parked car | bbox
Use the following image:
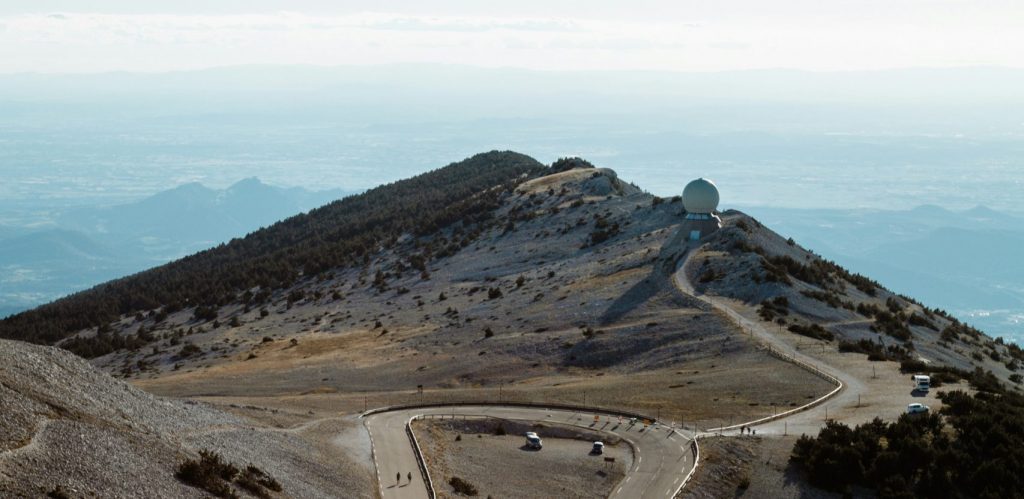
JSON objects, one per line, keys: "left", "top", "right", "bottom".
{"left": 591, "top": 441, "right": 605, "bottom": 455}
{"left": 525, "top": 432, "right": 543, "bottom": 450}
{"left": 907, "top": 403, "right": 930, "bottom": 414}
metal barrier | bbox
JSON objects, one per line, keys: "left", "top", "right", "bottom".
{"left": 405, "top": 416, "right": 435, "bottom": 499}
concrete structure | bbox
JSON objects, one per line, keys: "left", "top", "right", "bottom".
{"left": 680, "top": 178, "right": 722, "bottom": 240}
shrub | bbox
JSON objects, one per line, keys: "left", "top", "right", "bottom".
{"left": 176, "top": 452, "right": 281, "bottom": 499}
{"left": 235, "top": 465, "right": 282, "bottom": 499}
{"left": 175, "top": 450, "right": 239, "bottom": 498}
{"left": 792, "top": 383, "right": 1024, "bottom": 498}
{"left": 449, "top": 476, "right": 479, "bottom": 496}
{"left": 178, "top": 343, "right": 202, "bottom": 358}
{"left": 788, "top": 323, "right": 834, "bottom": 341}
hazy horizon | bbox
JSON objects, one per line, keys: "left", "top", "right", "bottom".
{"left": 2, "top": 3, "right": 1023, "bottom": 341}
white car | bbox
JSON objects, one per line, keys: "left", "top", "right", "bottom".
{"left": 907, "top": 403, "right": 930, "bottom": 414}
{"left": 525, "top": 432, "right": 542, "bottom": 449}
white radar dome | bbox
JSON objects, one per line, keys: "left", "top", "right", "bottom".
{"left": 682, "top": 178, "right": 720, "bottom": 214}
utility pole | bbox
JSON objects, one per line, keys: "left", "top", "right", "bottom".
{"left": 363, "top": 395, "right": 367, "bottom": 412}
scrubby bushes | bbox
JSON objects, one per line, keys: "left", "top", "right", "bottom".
{"left": 791, "top": 384, "right": 1024, "bottom": 498}
{"left": 788, "top": 323, "right": 834, "bottom": 341}
{"left": 758, "top": 296, "right": 789, "bottom": 321}
{"left": 800, "top": 290, "right": 853, "bottom": 310}
{"left": 871, "top": 311, "right": 913, "bottom": 341}
{"left": 449, "top": 476, "right": 479, "bottom": 496}
{"left": 176, "top": 450, "right": 281, "bottom": 499}
{"left": 838, "top": 339, "right": 908, "bottom": 362}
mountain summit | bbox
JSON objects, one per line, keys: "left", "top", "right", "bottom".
{"left": 2, "top": 151, "right": 1020, "bottom": 498}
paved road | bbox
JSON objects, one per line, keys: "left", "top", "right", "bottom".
{"left": 364, "top": 405, "right": 695, "bottom": 499}
{"left": 363, "top": 238, "right": 867, "bottom": 499}
{"left": 673, "top": 243, "right": 865, "bottom": 437}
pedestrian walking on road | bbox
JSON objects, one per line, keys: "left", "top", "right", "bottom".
{"left": 408, "top": 472, "right": 413, "bottom": 483}
{"left": 396, "top": 472, "right": 401, "bottom": 484}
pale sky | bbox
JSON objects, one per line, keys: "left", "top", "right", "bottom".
{"left": 0, "top": 0, "right": 1021, "bottom": 73}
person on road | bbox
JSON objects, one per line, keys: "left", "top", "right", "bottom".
{"left": 396, "top": 472, "right": 401, "bottom": 484}
{"left": 408, "top": 472, "right": 413, "bottom": 483}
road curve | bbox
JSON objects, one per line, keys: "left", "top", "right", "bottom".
{"left": 673, "top": 243, "right": 865, "bottom": 437}
{"left": 364, "top": 405, "right": 696, "bottom": 499}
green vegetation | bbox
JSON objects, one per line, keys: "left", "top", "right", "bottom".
{"left": 838, "top": 339, "right": 909, "bottom": 362}
{"left": 0, "top": 152, "right": 545, "bottom": 357}
{"left": 799, "top": 289, "right": 853, "bottom": 310}
{"left": 791, "top": 376, "right": 1024, "bottom": 499}
{"left": 757, "top": 296, "right": 789, "bottom": 321}
{"left": 787, "top": 323, "right": 834, "bottom": 341}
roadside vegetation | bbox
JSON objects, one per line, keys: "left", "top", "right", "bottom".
{"left": 791, "top": 374, "right": 1024, "bottom": 498}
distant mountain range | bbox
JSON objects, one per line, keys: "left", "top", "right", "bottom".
{"left": 743, "top": 204, "right": 1024, "bottom": 338}
{"left": 0, "top": 178, "right": 352, "bottom": 317}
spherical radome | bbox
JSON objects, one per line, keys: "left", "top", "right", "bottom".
{"left": 682, "top": 178, "right": 720, "bottom": 213}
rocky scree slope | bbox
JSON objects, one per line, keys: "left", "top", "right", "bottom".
{"left": 0, "top": 339, "right": 372, "bottom": 498}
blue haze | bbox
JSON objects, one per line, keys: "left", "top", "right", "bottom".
{"left": 1, "top": 65, "right": 1022, "bottom": 340}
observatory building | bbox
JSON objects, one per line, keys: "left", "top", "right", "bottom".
{"left": 681, "top": 178, "right": 722, "bottom": 241}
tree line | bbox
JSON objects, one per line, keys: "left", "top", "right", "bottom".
{"left": 0, "top": 151, "right": 547, "bottom": 350}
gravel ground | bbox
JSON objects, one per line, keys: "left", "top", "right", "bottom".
{"left": 0, "top": 339, "right": 372, "bottom": 498}
{"left": 678, "top": 436, "right": 757, "bottom": 499}
{"left": 415, "top": 418, "right": 630, "bottom": 498}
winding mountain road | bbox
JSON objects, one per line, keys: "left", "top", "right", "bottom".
{"left": 673, "top": 244, "right": 862, "bottom": 437}
{"left": 362, "top": 239, "right": 869, "bottom": 498}
{"left": 364, "top": 405, "right": 695, "bottom": 499}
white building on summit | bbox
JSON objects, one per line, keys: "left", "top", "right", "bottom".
{"left": 681, "top": 178, "right": 722, "bottom": 241}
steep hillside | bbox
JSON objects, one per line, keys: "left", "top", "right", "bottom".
{"left": 0, "top": 339, "right": 373, "bottom": 498}
{"left": 684, "top": 211, "right": 1021, "bottom": 387}
{"left": 10, "top": 152, "right": 1011, "bottom": 417}
{"left": 5, "top": 152, "right": 1018, "bottom": 497}
{"left": 31, "top": 160, "right": 832, "bottom": 426}
{"left": 0, "top": 151, "right": 546, "bottom": 348}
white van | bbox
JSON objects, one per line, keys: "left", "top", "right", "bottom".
{"left": 912, "top": 375, "right": 930, "bottom": 393}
